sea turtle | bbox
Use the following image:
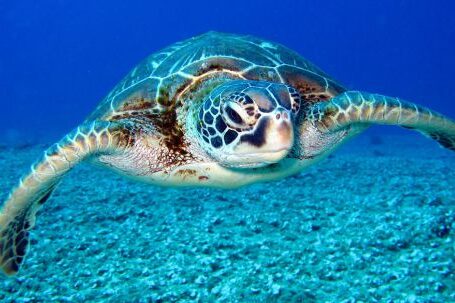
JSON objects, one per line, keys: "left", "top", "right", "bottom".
{"left": 1, "top": 32, "right": 454, "bottom": 275}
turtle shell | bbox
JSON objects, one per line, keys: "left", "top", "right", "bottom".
{"left": 87, "top": 31, "right": 345, "bottom": 122}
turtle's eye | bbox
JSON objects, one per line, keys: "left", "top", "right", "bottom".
{"left": 222, "top": 93, "right": 258, "bottom": 129}
{"left": 225, "top": 105, "right": 243, "bottom": 125}
{"left": 222, "top": 102, "right": 249, "bottom": 129}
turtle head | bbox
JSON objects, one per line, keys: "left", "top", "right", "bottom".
{"left": 193, "top": 80, "right": 301, "bottom": 168}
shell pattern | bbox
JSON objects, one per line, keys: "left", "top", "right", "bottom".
{"left": 88, "top": 32, "right": 345, "bottom": 123}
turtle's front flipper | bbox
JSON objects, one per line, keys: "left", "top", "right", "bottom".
{"left": 0, "top": 121, "right": 132, "bottom": 275}
{"left": 307, "top": 91, "right": 455, "bottom": 151}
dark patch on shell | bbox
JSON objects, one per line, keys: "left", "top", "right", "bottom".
{"left": 119, "top": 96, "right": 153, "bottom": 111}
{"left": 198, "top": 63, "right": 224, "bottom": 76}
{"left": 157, "top": 88, "right": 172, "bottom": 107}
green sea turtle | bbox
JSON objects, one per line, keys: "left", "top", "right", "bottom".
{"left": 1, "top": 32, "right": 454, "bottom": 275}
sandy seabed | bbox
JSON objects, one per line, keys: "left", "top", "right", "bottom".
{"left": 0, "top": 132, "right": 454, "bottom": 303}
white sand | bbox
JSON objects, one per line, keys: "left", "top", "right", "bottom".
{"left": 0, "top": 132, "right": 454, "bottom": 302}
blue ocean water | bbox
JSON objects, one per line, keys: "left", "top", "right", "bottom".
{"left": 1, "top": 0, "right": 455, "bottom": 140}
{"left": 1, "top": 1, "right": 455, "bottom": 302}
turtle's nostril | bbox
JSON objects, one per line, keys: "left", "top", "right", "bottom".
{"left": 275, "top": 111, "right": 289, "bottom": 120}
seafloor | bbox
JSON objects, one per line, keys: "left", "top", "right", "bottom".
{"left": 0, "top": 131, "right": 454, "bottom": 303}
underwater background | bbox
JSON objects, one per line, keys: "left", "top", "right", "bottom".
{"left": 1, "top": 0, "right": 454, "bottom": 302}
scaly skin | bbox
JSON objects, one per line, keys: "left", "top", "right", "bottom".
{"left": 307, "top": 91, "right": 455, "bottom": 150}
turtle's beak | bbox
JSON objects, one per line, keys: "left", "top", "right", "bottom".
{"left": 259, "top": 113, "right": 294, "bottom": 153}
{"left": 231, "top": 112, "right": 294, "bottom": 166}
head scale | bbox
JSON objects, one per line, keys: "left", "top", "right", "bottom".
{"left": 194, "top": 80, "right": 302, "bottom": 168}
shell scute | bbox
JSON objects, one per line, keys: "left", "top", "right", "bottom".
{"left": 242, "top": 66, "right": 282, "bottom": 83}
{"left": 277, "top": 65, "right": 344, "bottom": 103}
{"left": 181, "top": 56, "right": 250, "bottom": 77}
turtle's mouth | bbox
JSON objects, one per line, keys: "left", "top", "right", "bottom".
{"left": 227, "top": 147, "right": 290, "bottom": 158}
{"left": 222, "top": 147, "right": 291, "bottom": 168}
{"left": 231, "top": 147, "right": 289, "bottom": 156}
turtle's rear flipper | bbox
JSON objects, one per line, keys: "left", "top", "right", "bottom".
{"left": 0, "top": 121, "right": 131, "bottom": 275}
{"left": 307, "top": 91, "right": 455, "bottom": 151}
